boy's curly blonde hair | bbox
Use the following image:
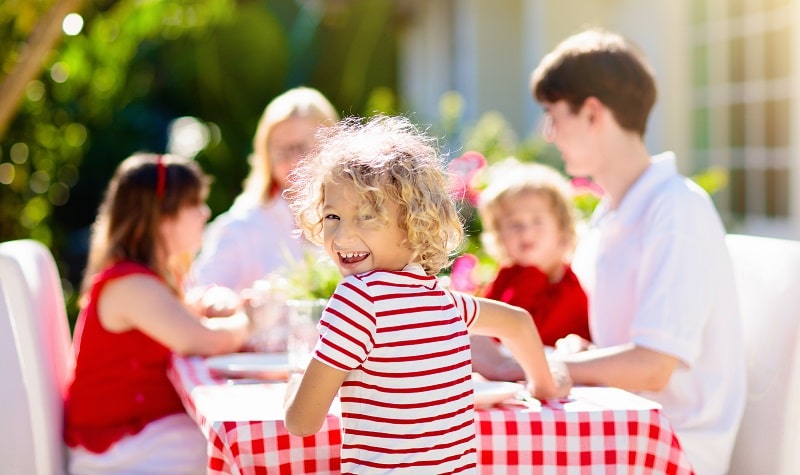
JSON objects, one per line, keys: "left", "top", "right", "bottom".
{"left": 286, "top": 115, "right": 463, "bottom": 276}
{"left": 478, "top": 159, "right": 577, "bottom": 264}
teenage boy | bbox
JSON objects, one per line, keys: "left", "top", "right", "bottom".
{"left": 530, "top": 28, "right": 746, "bottom": 475}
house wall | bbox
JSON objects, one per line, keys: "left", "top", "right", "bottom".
{"left": 790, "top": 1, "right": 800, "bottom": 238}
{"left": 397, "top": 0, "right": 453, "bottom": 125}
{"left": 396, "top": 0, "right": 800, "bottom": 239}
{"left": 398, "top": 0, "right": 687, "bottom": 162}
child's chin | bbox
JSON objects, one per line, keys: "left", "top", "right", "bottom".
{"left": 338, "top": 266, "right": 357, "bottom": 277}
{"left": 340, "top": 264, "right": 371, "bottom": 277}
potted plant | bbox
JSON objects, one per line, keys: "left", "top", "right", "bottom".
{"left": 282, "top": 251, "right": 340, "bottom": 370}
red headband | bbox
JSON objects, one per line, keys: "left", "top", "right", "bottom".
{"left": 156, "top": 155, "right": 166, "bottom": 199}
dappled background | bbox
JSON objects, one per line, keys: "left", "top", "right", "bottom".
{"left": 1, "top": 0, "right": 406, "bottom": 316}
{"left": 0, "top": 0, "right": 733, "bottom": 324}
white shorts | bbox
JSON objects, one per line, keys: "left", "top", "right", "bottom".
{"left": 67, "top": 413, "right": 207, "bottom": 475}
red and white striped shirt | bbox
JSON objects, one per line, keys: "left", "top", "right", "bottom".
{"left": 314, "top": 264, "right": 479, "bottom": 474}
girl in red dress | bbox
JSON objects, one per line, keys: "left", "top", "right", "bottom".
{"left": 64, "top": 153, "right": 251, "bottom": 474}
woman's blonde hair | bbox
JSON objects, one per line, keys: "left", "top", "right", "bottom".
{"left": 478, "top": 159, "right": 577, "bottom": 264}
{"left": 81, "top": 153, "right": 210, "bottom": 298}
{"left": 286, "top": 115, "right": 463, "bottom": 276}
{"left": 239, "top": 87, "right": 338, "bottom": 206}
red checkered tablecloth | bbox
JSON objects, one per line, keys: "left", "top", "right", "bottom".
{"left": 475, "top": 387, "right": 695, "bottom": 474}
{"left": 168, "top": 356, "right": 342, "bottom": 474}
{"left": 169, "top": 356, "right": 694, "bottom": 475}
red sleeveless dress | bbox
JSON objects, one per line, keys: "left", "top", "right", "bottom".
{"left": 64, "top": 261, "right": 185, "bottom": 453}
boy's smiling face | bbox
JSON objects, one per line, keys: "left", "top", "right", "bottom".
{"left": 322, "top": 181, "right": 414, "bottom": 277}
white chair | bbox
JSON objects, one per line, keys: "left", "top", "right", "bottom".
{"left": 0, "top": 239, "right": 74, "bottom": 475}
{"left": 726, "top": 234, "right": 800, "bottom": 475}
{"left": 0, "top": 284, "right": 39, "bottom": 474}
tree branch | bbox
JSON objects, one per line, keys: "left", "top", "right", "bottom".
{"left": 0, "top": 0, "right": 87, "bottom": 140}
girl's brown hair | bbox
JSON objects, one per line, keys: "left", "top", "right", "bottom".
{"left": 81, "top": 153, "right": 209, "bottom": 298}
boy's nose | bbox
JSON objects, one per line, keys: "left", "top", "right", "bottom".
{"left": 542, "top": 115, "right": 556, "bottom": 142}
{"left": 333, "top": 222, "right": 356, "bottom": 244}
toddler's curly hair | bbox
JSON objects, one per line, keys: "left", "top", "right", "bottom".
{"left": 478, "top": 159, "right": 577, "bottom": 264}
{"left": 286, "top": 115, "right": 463, "bottom": 276}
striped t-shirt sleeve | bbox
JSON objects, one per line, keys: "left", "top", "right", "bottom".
{"left": 445, "top": 289, "right": 480, "bottom": 328}
{"left": 313, "top": 277, "right": 377, "bottom": 372}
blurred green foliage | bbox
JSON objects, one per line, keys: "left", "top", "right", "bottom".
{"left": 0, "top": 0, "right": 400, "bottom": 323}
{"left": 0, "top": 1, "right": 730, "bottom": 323}
{"left": 284, "top": 251, "right": 341, "bottom": 301}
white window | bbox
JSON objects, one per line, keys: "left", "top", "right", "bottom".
{"left": 690, "top": 0, "right": 794, "bottom": 235}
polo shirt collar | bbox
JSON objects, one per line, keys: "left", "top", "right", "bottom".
{"left": 591, "top": 151, "right": 678, "bottom": 229}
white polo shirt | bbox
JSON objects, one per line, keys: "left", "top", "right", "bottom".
{"left": 572, "top": 152, "right": 746, "bottom": 475}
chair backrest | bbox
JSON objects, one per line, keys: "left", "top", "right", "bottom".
{"left": 0, "top": 282, "right": 39, "bottom": 474}
{"left": 726, "top": 234, "right": 800, "bottom": 475}
{"left": 0, "top": 239, "right": 74, "bottom": 475}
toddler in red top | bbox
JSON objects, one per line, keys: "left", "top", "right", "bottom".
{"left": 470, "top": 160, "right": 590, "bottom": 382}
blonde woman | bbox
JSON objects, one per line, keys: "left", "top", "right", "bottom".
{"left": 192, "top": 87, "right": 339, "bottom": 292}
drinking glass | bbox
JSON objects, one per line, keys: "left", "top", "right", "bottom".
{"left": 246, "top": 277, "right": 289, "bottom": 353}
{"left": 286, "top": 298, "right": 327, "bottom": 372}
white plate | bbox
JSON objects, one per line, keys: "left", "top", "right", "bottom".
{"left": 473, "top": 381, "right": 523, "bottom": 408}
{"left": 206, "top": 352, "right": 290, "bottom": 380}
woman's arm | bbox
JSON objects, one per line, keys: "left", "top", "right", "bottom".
{"left": 98, "top": 274, "right": 250, "bottom": 355}
{"left": 284, "top": 359, "right": 348, "bottom": 436}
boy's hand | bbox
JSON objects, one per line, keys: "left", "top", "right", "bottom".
{"left": 549, "top": 358, "right": 573, "bottom": 396}
{"left": 528, "top": 358, "right": 572, "bottom": 400}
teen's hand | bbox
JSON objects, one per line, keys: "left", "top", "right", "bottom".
{"left": 554, "top": 333, "right": 595, "bottom": 356}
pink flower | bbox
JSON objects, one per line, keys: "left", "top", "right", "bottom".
{"left": 448, "top": 151, "right": 487, "bottom": 206}
{"left": 449, "top": 254, "right": 480, "bottom": 293}
{"left": 570, "top": 177, "right": 604, "bottom": 197}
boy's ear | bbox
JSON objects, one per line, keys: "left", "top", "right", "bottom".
{"left": 583, "top": 97, "right": 603, "bottom": 124}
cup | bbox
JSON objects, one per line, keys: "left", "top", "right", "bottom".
{"left": 245, "top": 277, "right": 289, "bottom": 353}
{"left": 286, "top": 298, "right": 327, "bottom": 372}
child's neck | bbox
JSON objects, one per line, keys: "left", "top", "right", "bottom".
{"left": 544, "top": 263, "right": 565, "bottom": 283}
{"left": 516, "top": 261, "right": 565, "bottom": 283}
